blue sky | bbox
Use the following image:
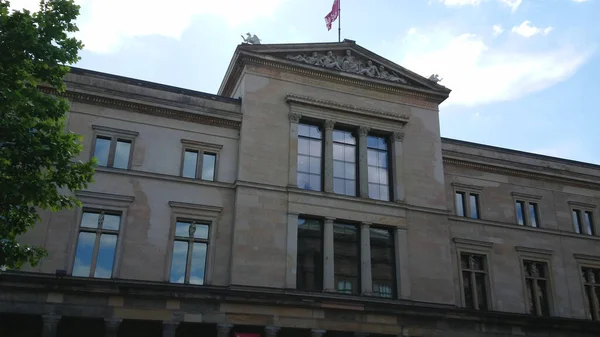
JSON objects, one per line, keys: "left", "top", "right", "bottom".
{"left": 11, "top": 0, "right": 600, "bottom": 164}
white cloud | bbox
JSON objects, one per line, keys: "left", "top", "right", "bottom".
{"left": 397, "top": 29, "right": 592, "bottom": 107}
{"left": 8, "top": 0, "right": 288, "bottom": 53}
{"left": 572, "top": 0, "right": 589, "bottom": 2}
{"left": 492, "top": 25, "right": 504, "bottom": 36}
{"left": 439, "top": 0, "right": 482, "bottom": 6}
{"left": 511, "top": 20, "right": 553, "bottom": 38}
{"left": 499, "top": 0, "right": 522, "bottom": 12}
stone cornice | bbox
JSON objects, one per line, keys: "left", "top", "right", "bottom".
{"left": 443, "top": 155, "right": 600, "bottom": 189}
{"left": 40, "top": 87, "right": 242, "bottom": 129}
{"left": 285, "top": 94, "right": 410, "bottom": 124}
{"left": 221, "top": 53, "right": 444, "bottom": 109}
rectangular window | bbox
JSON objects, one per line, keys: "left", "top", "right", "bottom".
{"left": 516, "top": 201, "right": 525, "bottom": 225}
{"left": 460, "top": 253, "right": 489, "bottom": 310}
{"left": 528, "top": 203, "right": 539, "bottom": 228}
{"left": 455, "top": 190, "right": 480, "bottom": 219}
{"left": 181, "top": 149, "right": 217, "bottom": 181}
{"left": 367, "top": 136, "right": 390, "bottom": 201}
{"left": 370, "top": 227, "right": 395, "bottom": 298}
{"left": 515, "top": 200, "right": 540, "bottom": 227}
{"left": 333, "top": 130, "right": 356, "bottom": 196}
{"left": 297, "top": 123, "right": 322, "bottom": 191}
{"left": 582, "top": 267, "right": 600, "bottom": 320}
{"left": 169, "top": 221, "right": 209, "bottom": 285}
{"left": 297, "top": 218, "right": 323, "bottom": 291}
{"left": 201, "top": 153, "right": 217, "bottom": 181}
{"left": 573, "top": 209, "right": 595, "bottom": 235}
{"left": 523, "top": 260, "right": 551, "bottom": 316}
{"left": 334, "top": 223, "right": 360, "bottom": 295}
{"left": 455, "top": 192, "right": 466, "bottom": 217}
{"left": 93, "top": 137, "right": 133, "bottom": 169}
{"left": 469, "top": 194, "right": 480, "bottom": 219}
{"left": 72, "top": 211, "right": 120, "bottom": 278}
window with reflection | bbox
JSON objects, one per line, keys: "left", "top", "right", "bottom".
{"left": 460, "top": 253, "right": 489, "bottom": 310}
{"left": 455, "top": 190, "right": 480, "bottom": 219}
{"left": 523, "top": 260, "right": 551, "bottom": 316}
{"left": 93, "top": 136, "right": 132, "bottom": 169}
{"left": 582, "top": 267, "right": 600, "bottom": 320}
{"left": 573, "top": 209, "right": 595, "bottom": 235}
{"left": 169, "top": 220, "right": 210, "bottom": 285}
{"left": 515, "top": 200, "right": 539, "bottom": 227}
{"left": 181, "top": 149, "right": 217, "bottom": 181}
{"left": 72, "top": 211, "right": 121, "bottom": 278}
{"left": 333, "top": 223, "right": 360, "bottom": 295}
{"left": 333, "top": 130, "right": 356, "bottom": 196}
{"left": 370, "top": 227, "right": 395, "bottom": 298}
{"left": 297, "top": 123, "right": 322, "bottom": 191}
{"left": 367, "top": 136, "right": 390, "bottom": 201}
{"left": 297, "top": 218, "right": 323, "bottom": 291}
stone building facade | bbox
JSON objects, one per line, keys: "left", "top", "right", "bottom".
{"left": 1, "top": 40, "right": 600, "bottom": 337}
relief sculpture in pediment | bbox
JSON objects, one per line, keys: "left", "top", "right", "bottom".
{"left": 285, "top": 50, "right": 407, "bottom": 84}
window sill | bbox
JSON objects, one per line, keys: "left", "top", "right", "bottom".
{"left": 94, "top": 166, "right": 234, "bottom": 189}
{"left": 449, "top": 216, "right": 600, "bottom": 241}
{"left": 288, "top": 186, "right": 402, "bottom": 208}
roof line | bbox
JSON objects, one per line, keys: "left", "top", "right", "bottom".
{"left": 442, "top": 137, "right": 600, "bottom": 169}
{"left": 68, "top": 66, "right": 241, "bottom": 104}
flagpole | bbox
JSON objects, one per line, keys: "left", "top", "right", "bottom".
{"left": 338, "top": 0, "right": 341, "bottom": 42}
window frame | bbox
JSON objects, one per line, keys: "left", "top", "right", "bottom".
{"left": 369, "top": 226, "right": 397, "bottom": 299}
{"left": 68, "top": 191, "right": 134, "bottom": 279}
{"left": 366, "top": 133, "right": 392, "bottom": 202}
{"left": 451, "top": 183, "right": 483, "bottom": 219}
{"left": 332, "top": 221, "right": 361, "bottom": 295}
{"left": 332, "top": 127, "right": 358, "bottom": 197}
{"left": 169, "top": 219, "right": 211, "bottom": 285}
{"left": 296, "top": 216, "right": 325, "bottom": 292}
{"left": 164, "top": 202, "right": 222, "bottom": 285}
{"left": 516, "top": 246, "right": 554, "bottom": 316}
{"left": 91, "top": 125, "right": 138, "bottom": 169}
{"left": 574, "top": 254, "right": 600, "bottom": 321}
{"left": 512, "top": 192, "right": 542, "bottom": 228}
{"left": 568, "top": 201, "right": 597, "bottom": 236}
{"left": 296, "top": 121, "right": 324, "bottom": 192}
{"left": 180, "top": 139, "right": 222, "bottom": 182}
{"left": 453, "top": 238, "right": 494, "bottom": 310}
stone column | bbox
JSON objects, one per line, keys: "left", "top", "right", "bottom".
{"left": 41, "top": 314, "right": 61, "bottom": 337}
{"left": 323, "top": 120, "right": 335, "bottom": 193}
{"left": 311, "top": 329, "right": 326, "bottom": 337}
{"left": 288, "top": 112, "right": 301, "bottom": 187}
{"left": 357, "top": 126, "right": 370, "bottom": 198}
{"left": 391, "top": 131, "right": 405, "bottom": 203}
{"left": 217, "top": 324, "right": 233, "bottom": 337}
{"left": 323, "top": 216, "right": 336, "bottom": 292}
{"left": 162, "top": 321, "right": 179, "bottom": 337}
{"left": 285, "top": 212, "right": 299, "bottom": 288}
{"left": 360, "top": 222, "right": 373, "bottom": 295}
{"left": 394, "top": 227, "right": 411, "bottom": 299}
{"left": 104, "top": 317, "right": 122, "bottom": 337}
{"left": 265, "top": 326, "right": 281, "bottom": 337}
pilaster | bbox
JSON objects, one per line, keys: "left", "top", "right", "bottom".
{"left": 357, "top": 126, "right": 370, "bottom": 198}
{"left": 360, "top": 222, "right": 373, "bottom": 295}
{"left": 395, "top": 227, "right": 411, "bottom": 299}
{"left": 323, "top": 216, "right": 336, "bottom": 291}
{"left": 285, "top": 212, "right": 300, "bottom": 288}
{"left": 391, "top": 131, "right": 405, "bottom": 202}
{"left": 288, "top": 112, "right": 301, "bottom": 187}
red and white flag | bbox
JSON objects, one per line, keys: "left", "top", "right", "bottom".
{"left": 325, "top": 0, "right": 340, "bottom": 31}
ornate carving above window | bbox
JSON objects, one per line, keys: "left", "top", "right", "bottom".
{"left": 286, "top": 50, "right": 410, "bottom": 85}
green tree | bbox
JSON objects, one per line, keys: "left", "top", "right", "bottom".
{"left": 0, "top": 0, "right": 95, "bottom": 269}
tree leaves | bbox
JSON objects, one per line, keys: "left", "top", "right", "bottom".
{"left": 0, "top": 0, "right": 94, "bottom": 269}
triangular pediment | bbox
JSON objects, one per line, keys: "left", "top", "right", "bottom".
{"left": 219, "top": 40, "right": 451, "bottom": 101}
